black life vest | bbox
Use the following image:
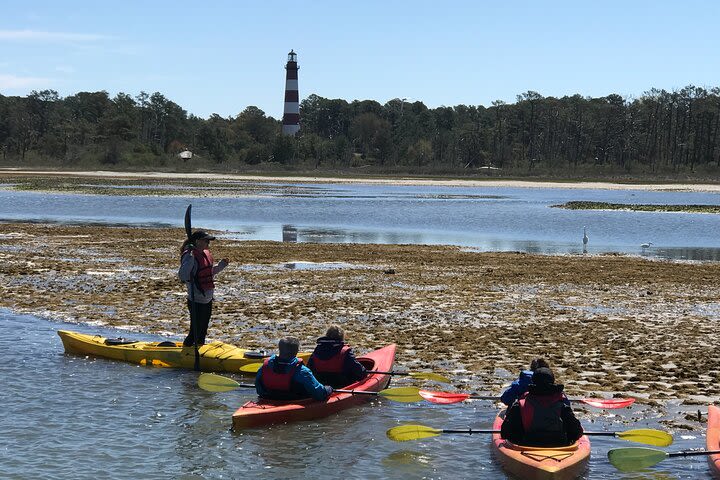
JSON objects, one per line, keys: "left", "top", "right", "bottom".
{"left": 518, "top": 391, "right": 568, "bottom": 446}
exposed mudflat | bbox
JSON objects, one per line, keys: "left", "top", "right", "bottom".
{"left": 2, "top": 222, "right": 719, "bottom": 409}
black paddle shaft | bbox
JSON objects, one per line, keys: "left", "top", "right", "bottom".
{"left": 668, "top": 450, "right": 720, "bottom": 458}
{"left": 438, "top": 429, "right": 627, "bottom": 437}
{"left": 184, "top": 204, "right": 200, "bottom": 372}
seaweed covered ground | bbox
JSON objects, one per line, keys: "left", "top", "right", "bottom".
{"left": 1, "top": 221, "right": 719, "bottom": 409}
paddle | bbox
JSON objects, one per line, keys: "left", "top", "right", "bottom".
{"left": 386, "top": 424, "right": 673, "bottom": 446}
{"left": 198, "top": 373, "right": 424, "bottom": 402}
{"left": 608, "top": 447, "right": 720, "bottom": 472}
{"left": 418, "top": 390, "right": 635, "bottom": 409}
{"left": 183, "top": 204, "right": 201, "bottom": 372}
{"left": 238, "top": 362, "right": 450, "bottom": 383}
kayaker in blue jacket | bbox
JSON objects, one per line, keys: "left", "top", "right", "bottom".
{"left": 255, "top": 337, "right": 333, "bottom": 401}
{"left": 308, "top": 325, "right": 367, "bottom": 388}
{"left": 501, "top": 358, "right": 572, "bottom": 406}
{"left": 500, "top": 367, "right": 584, "bottom": 447}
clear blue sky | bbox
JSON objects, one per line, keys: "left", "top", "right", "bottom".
{"left": 2, "top": 1, "right": 719, "bottom": 120}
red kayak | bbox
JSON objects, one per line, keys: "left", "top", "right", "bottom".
{"left": 492, "top": 412, "right": 591, "bottom": 480}
{"left": 231, "top": 344, "right": 396, "bottom": 429}
{"left": 708, "top": 405, "right": 720, "bottom": 477}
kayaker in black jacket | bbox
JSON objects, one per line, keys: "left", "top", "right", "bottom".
{"left": 500, "top": 367, "right": 584, "bottom": 447}
{"left": 308, "top": 325, "right": 367, "bottom": 388}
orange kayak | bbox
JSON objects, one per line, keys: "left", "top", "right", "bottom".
{"left": 492, "top": 412, "right": 591, "bottom": 480}
{"left": 232, "top": 343, "right": 396, "bottom": 429}
{"left": 708, "top": 405, "right": 720, "bottom": 477}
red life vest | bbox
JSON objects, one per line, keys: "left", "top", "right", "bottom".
{"left": 260, "top": 357, "right": 303, "bottom": 392}
{"left": 310, "top": 345, "right": 350, "bottom": 373}
{"left": 518, "top": 391, "right": 568, "bottom": 446}
{"left": 182, "top": 247, "right": 215, "bottom": 292}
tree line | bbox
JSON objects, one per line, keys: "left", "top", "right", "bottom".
{"left": 1, "top": 86, "right": 719, "bottom": 177}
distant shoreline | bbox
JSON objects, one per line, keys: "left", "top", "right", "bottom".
{"left": 2, "top": 168, "right": 720, "bottom": 192}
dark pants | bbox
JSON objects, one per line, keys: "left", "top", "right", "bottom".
{"left": 183, "top": 300, "right": 212, "bottom": 347}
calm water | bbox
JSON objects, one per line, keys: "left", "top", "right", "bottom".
{"left": 0, "top": 312, "right": 713, "bottom": 479}
{"left": 0, "top": 183, "right": 719, "bottom": 260}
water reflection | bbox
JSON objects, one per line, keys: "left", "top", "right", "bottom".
{"left": 282, "top": 224, "right": 297, "bottom": 243}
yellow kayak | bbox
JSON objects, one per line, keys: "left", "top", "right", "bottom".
{"left": 57, "top": 330, "right": 311, "bottom": 373}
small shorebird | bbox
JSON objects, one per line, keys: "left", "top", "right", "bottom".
{"left": 583, "top": 226, "right": 589, "bottom": 246}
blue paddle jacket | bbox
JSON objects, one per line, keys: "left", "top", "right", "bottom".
{"left": 255, "top": 355, "right": 332, "bottom": 401}
{"left": 501, "top": 370, "right": 571, "bottom": 407}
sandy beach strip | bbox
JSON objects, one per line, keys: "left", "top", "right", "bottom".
{"left": 2, "top": 168, "right": 720, "bottom": 192}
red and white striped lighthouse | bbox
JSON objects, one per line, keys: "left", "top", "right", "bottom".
{"left": 282, "top": 49, "right": 300, "bottom": 136}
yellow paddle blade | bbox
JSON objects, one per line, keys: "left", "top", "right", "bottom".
{"left": 239, "top": 363, "right": 263, "bottom": 373}
{"left": 617, "top": 429, "right": 673, "bottom": 447}
{"left": 387, "top": 424, "right": 444, "bottom": 442}
{"left": 608, "top": 447, "right": 668, "bottom": 472}
{"left": 198, "top": 373, "right": 241, "bottom": 392}
{"left": 378, "top": 387, "right": 423, "bottom": 403}
{"left": 408, "top": 372, "right": 451, "bottom": 383}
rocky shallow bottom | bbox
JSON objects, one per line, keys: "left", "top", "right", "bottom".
{"left": 2, "top": 222, "right": 719, "bottom": 418}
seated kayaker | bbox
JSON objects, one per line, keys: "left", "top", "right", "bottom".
{"left": 500, "top": 358, "right": 571, "bottom": 407}
{"left": 307, "top": 325, "right": 367, "bottom": 388}
{"left": 255, "top": 336, "right": 333, "bottom": 401}
{"left": 500, "top": 367, "right": 583, "bottom": 447}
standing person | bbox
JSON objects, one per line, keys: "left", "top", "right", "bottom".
{"left": 500, "top": 367, "right": 584, "bottom": 447}
{"left": 256, "top": 337, "right": 333, "bottom": 401}
{"left": 178, "top": 230, "right": 228, "bottom": 347}
{"left": 501, "top": 358, "right": 569, "bottom": 406}
{"left": 308, "top": 325, "right": 367, "bottom": 388}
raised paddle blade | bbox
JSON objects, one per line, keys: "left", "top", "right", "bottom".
{"left": 184, "top": 204, "right": 192, "bottom": 239}
{"left": 239, "top": 363, "right": 263, "bottom": 374}
{"left": 616, "top": 429, "right": 673, "bottom": 447}
{"left": 608, "top": 447, "right": 668, "bottom": 472}
{"left": 377, "top": 387, "right": 423, "bottom": 403}
{"left": 580, "top": 397, "right": 635, "bottom": 409}
{"left": 198, "top": 373, "right": 241, "bottom": 392}
{"left": 387, "top": 424, "right": 444, "bottom": 442}
{"left": 418, "top": 390, "right": 471, "bottom": 404}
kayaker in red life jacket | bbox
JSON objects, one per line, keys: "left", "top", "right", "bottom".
{"left": 308, "top": 325, "right": 367, "bottom": 388}
{"left": 500, "top": 367, "right": 584, "bottom": 447}
{"left": 500, "top": 358, "right": 571, "bottom": 407}
{"left": 255, "top": 337, "right": 333, "bottom": 401}
{"left": 178, "top": 231, "right": 229, "bottom": 347}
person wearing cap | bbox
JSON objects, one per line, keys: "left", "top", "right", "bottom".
{"left": 178, "top": 230, "right": 229, "bottom": 347}
{"left": 256, "top": 336, "right": 333, "bottom": 401}
{"left": 308, "top": 325, "right": 367, "bottom": 388}
{"left": 500, "top": 367, "right": 583, "bottom": 447}
{"left": 500, "top": 358, "right": 571, "bottom": 407}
